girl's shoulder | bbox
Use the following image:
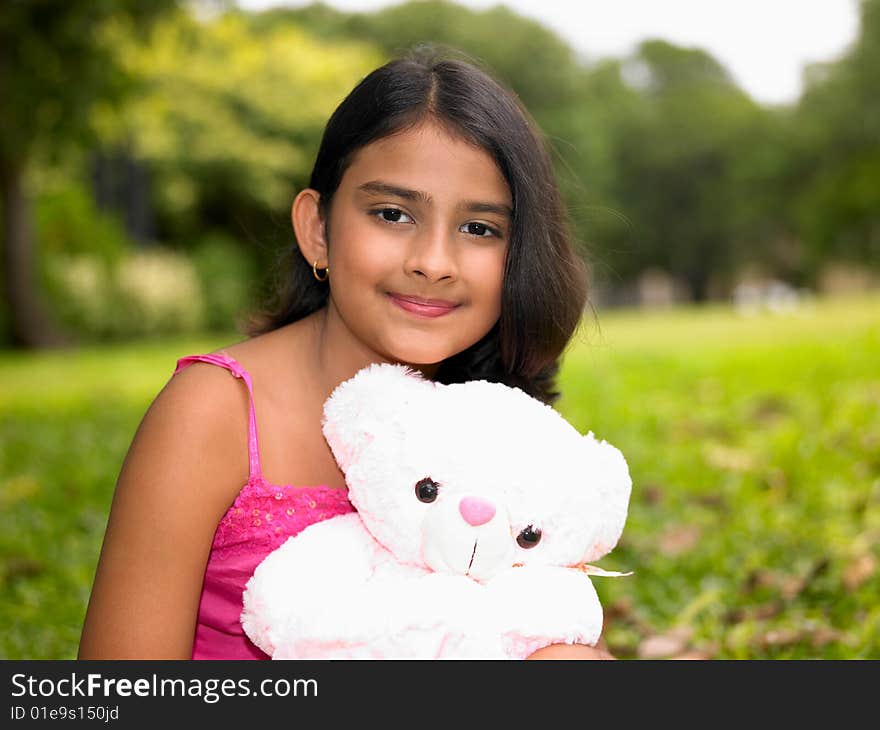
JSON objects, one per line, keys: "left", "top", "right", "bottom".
{"left": 204, "top": 317, "right": 315, "bottom": 426}
{"left": 180, "top": 314, "right": 343, "bottom": 490}
{"left": 156, "top": 347, "right": 256, "bottom": 500}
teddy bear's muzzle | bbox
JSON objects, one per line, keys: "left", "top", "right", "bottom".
{"left": 421, "top": 495, "right": 515, "bottom": 582}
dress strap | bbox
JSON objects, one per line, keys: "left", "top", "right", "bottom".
{"left": 173, "top": 351, "right": 263, "bottom": 482}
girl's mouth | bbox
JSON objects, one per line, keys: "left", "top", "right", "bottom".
{"left": 388, "top": 292, "right": 460, "bottom": 318}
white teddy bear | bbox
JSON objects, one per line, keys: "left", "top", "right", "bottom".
{"left": 241, "top": 363, "right": 633, "bottom": 659}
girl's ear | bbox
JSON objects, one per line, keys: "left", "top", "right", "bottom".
{"left": 291, "top": 188, "right": 328, "bottom": 268}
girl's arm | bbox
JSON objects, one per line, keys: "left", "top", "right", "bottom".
{"left": 77, "top": 364, "right": 249, "bottom": 659}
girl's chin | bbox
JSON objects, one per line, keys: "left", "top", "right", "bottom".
{"left": 385, "top": 351, "right": 449, "bottom": 369}
{"left": 378, "top": 341, "right": 460, "bottom": 370}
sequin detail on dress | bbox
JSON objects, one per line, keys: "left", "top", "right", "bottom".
{"left": 211, "top": 476, "right": 354, "bottom": 561}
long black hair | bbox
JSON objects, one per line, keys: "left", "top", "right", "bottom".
{"left": 245, "top": 44, "right": 588, "bottom": 405}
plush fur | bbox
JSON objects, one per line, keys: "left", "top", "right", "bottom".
{"left": 241, "top": 363, "right": 632, "bottom": 659}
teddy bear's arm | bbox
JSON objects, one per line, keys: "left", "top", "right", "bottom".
{"left": 241, "top": 513, "right": 389, "bottom": 655}
{"left": 484, "top": 565, "right": 605, "bottom": 659}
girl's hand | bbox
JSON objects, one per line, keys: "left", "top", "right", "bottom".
{"left": 526, "top": 642, "right": 616, "bottom": 660}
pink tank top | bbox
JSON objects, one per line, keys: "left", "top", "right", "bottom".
{"left": 172, "top": 351, "right": 355, "bottom": 660}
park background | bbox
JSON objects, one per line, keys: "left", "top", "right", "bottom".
{"left": 1, "top": 0, "right": 878, "bottom": 659}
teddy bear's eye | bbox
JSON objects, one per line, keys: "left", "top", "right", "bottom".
{"left": 516, "top": 525, "right": 542, "bottom": 549}
{"left": 414, "top": 477, "right": 439, "bottom": 503}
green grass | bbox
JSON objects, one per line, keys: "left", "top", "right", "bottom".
{"left": 559, "top": 293, "right": 880, "bottom": 659}
{"left": 1, "top": 295, "right": 878, "bottom": 659}
{"left": 0, "top": 333, "right": 236, "bottom": 660}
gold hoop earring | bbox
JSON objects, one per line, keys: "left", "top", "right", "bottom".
{"left": 312, "top": 261, "right": 329, "bottom": 282}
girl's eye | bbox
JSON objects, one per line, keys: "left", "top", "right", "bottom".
{"left": 460, "top": 222, "right": 500, "bottom": 238}
{"left": 516, "top": 525, "right": 542, "bottom": 549}
{"left": 373, "top": 208, "right": 413, "bottom": 225}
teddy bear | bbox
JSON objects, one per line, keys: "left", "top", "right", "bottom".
{"left": 241, "top": 363, "right": 633, "bottom": 659}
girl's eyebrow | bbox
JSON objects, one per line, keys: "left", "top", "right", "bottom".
{"left": 357, "top": 179, "right": 512, "bottom": 218}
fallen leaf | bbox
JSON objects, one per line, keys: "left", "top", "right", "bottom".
{"left": 725, "top": 600, "right": 783, "bottom": 624}
{"left": 693, "top": 493, "right": 727, "bottom": 509}
{"left": 752, "top": 621, "right": 841, "bottom": 652}
{"left": 781, "top": 575, "right": 806, "bottom": 600}
{"left": 641, "top": 483, "right": 664, "bottom": 505}
{"left": 843, "top": 554, "right": 877, "bottom": 591}
{"left": 782, "top": 558, "right": 829, "bottom": 600}
{"left": 2, "top": 556, "right": 45, "bottom": 581}
{"left": 657, "top": 524, "right": 702, "bottom": 556}
{"left": 752, "top": 601, "right": 784, "bottom": 620}
{"left": 637, "top": 626, "right": 694, "bottom": 659}
{"left": 605, "top": 597, "right": 634, "bottom": 620}
{"left": 604, "top": 598, "right": 653, "bottom": 634}
{"left": 668, "top": 649, "right": 714, "bottom": 660}
{"left": 756, "top": 627, "right": 802, "bottom": 649}
{"left": 810, "top": 627, "right": 843, "bottom": 648}
{"left": 749, "top": 396, "right": 790, "bottom": 423}
{"left": 741, "top": 568, "right": 781, "bottom": 594}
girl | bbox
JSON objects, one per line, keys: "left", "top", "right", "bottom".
{"left": 77, "top": 45, "right": 609, "bottom": 660}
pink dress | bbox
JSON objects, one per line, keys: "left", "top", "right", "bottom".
{"left": 172, "top": 351, "right": 355, "bottom": 660}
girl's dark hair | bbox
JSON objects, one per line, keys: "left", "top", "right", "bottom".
{"left": 245, "top": 44, "right": 588, "bottom": 405}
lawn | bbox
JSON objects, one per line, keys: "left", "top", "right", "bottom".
{"left": 1, "top": 293, "right": 878, "bottom": 659}
{"left": 559, "top": 293, "right": 880, "bottom": 658}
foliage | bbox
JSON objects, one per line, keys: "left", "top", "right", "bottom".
{"left": 0, "top": 0, "right": 178, "bottom": 167}
{"left": 601, "top": 40, "right": 764, "bottom": 299}
{"left": 35, "top": 181, "right": 130, "bottom": 339}
{"left": 0, "top": 0, "right": 181, "bottom": 349}
{"left": 35, "top": 182, "right": 130, "bottom": 269}
{"left": 270, "top": 0, "right": 583, "bottom": 111}
{"left": 106, "top": 7, "right": 384, "bottom": 259}
{"left": 190, "top": 231, "right": 260, "bottom": 332}
{"left": 34, "top": 183, "right": 253, "bottom": 342}
{"left": 41, "top": 246, "right": 205, "bottom": 341}
{"left": 1, "top": 294, "right": 878, "bottom": 658}
{"left": 4, "top": 0, "right": 880, "bottom": 349}
{"left": 788, "top": 0, "right": 880, "bottom": 274}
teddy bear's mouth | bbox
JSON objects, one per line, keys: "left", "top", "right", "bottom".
{"left": 465, "top": 540, "right": 478, "bottom": 575}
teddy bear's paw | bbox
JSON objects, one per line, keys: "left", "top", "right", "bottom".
{"left": 271, "top": 624, "right": 489, "bottom": 659}
{"left": 500, "top": 632, "right": 599, "bottom": 660}
{"left": 483, "top": 565, "right": 604, "bottom": 644}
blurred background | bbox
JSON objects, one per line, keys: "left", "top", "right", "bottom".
{"left": 1, "top": 0, "right": 877, "bottom": 659}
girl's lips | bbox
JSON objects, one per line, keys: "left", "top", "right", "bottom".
{"left": 388, "top": 293, "right": 459, "bottom": 318}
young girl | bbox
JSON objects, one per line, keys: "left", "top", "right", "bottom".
{"left": 77, "top": 45, "right": 609, "bottom": 660}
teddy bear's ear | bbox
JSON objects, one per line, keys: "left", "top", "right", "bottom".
{"left": 581, "top": 431, "right": 633, "bottom": 562}
{"left": 321, "top": 363, "right": 435, "bottom": 473}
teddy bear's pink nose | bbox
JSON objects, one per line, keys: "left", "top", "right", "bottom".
{"left": 459, "top": 496, "right": 496, "bottom": 526}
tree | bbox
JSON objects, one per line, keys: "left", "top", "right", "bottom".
{"left": 0, "top": 0, "right": 177, "bottom": 348}
{"left": 603, "top": 40, "right": 762, "bottom": 299}
{"left": 788, "top": 0, "right": 880, "bottom": 276}
{"left": 268, "top": 0, "right": 583, "bottom": 113}
{"left": 110, "top": 7, "right": 383, "bottom": 270}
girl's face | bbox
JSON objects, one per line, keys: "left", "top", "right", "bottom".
{"left": 325, "top": 120, "right": 512, "bottom": 367}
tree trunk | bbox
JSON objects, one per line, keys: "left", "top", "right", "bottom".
{"left": 1, "top": 160, "right": 70, "bottom": 348}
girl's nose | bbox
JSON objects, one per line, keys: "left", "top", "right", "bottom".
{"left": 406, "top": 228, "right": 457, "bottom": 281}
{"left": 459, "top": 496, "right": 496, "bottom": 527}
